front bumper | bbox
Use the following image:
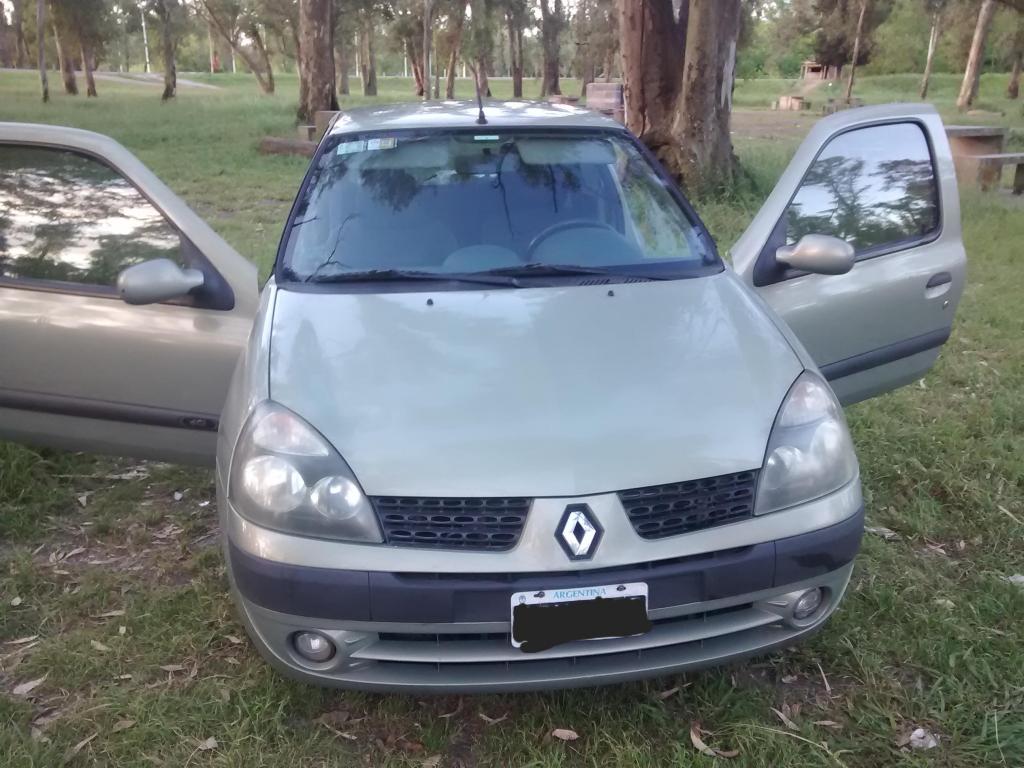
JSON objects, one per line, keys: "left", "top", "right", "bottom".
{"left": 228, "top": 507, "right": 864, "bottom": 693}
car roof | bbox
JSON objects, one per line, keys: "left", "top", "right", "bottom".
{"left": 327, "top": 100, "right": 626, "bottom": 136}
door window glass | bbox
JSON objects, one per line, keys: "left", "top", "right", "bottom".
{"left": 0, "top": 146, "right": 184, "bottom": 287}
{"left": 785, "top": 123, "right": 940, "bottom": 255}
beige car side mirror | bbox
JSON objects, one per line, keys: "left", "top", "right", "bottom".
{"left": 117, "top": 258, "right": 205, "bottom": 305}
{"left": 776, "top": 234, "right": 855, "bottom": 276}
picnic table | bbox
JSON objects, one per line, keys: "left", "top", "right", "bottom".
{"left": 944, "top": 125, "right": 1021, "bottom": 194}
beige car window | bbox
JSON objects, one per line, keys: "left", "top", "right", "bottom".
{"left": 0, "top": 145, "right": 185, "bottom": 288}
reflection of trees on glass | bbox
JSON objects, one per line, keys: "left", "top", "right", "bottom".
{"left": 786, "top": 124, "right": 939, "bottom": 253}
{"left": 286, "top": 133, "right": 705, "bottom": 278}
{"left": 0, "top": 148, "right": 183, "bottom": 286}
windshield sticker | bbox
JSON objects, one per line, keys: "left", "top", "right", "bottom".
{"left": 336, "top": 137, "right": 398, "bottom": 155}
{"left": 473, "top": 135, "right": 501, "bottom": 142}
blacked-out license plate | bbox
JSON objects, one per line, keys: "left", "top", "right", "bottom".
{"left": 510, "top": 582, "right": 651, "bottom": 653}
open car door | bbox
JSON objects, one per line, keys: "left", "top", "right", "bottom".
{"left": 0, "top": 123, "right": 258, "bottom": 465}
{"left": 731, "top": 104, "right": 966, "bottom": 405}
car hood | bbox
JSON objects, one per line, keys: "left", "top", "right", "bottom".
{"left": 269, "top": 273, "right": 802, "bottom": 498}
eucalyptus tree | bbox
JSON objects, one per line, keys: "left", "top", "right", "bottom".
{"left": 617, "top": 0, "right": 743, "bottom": 193}
{"left": 538, "top": 0, "right": 564, "bottom": 96}
{"left": 197, "top": 0, "right": 277, "bottom": 93}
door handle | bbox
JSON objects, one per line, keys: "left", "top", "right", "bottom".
{"left": 925, "top": 272, "right": 952, "bottom": 300}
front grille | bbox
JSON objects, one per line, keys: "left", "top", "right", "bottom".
{"left": 371, "top": 496, "right": 531, "bottom": 551}
{"left": 619, "top": 470, "right": 758, "bottom": 540}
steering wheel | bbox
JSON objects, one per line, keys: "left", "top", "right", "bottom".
{"left": 526, "top": 219, "right": 618, "bottom": 259}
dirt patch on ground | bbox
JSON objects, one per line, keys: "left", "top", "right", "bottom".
{"left": 732, "top": 108, "right": 820, "bottom": 142}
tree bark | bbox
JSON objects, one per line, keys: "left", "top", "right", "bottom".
{"left": 660, "top": 0, "right": 741, "bottom": 193}
{"left": 297, "top": 0, "right": 337, "bottom": 121}
{"left": 539, "top": 0, "right": 563, "bottom": 96}
{"left": 505, "top": 8, "right": 523, "bottom": 97}
{"left": 359, "top": 15, "right": 377, "bottom": 96}
{"left": 154, "top": 0, "right": 177, "bottom": 101}
{"left": 956, "top": 0, "right": 997, "bottom": 111}
{"left": 844, "top": 0, "right": 868, "bottom": 102}
{"left": 81, "top": 42, "right": 97, "bottom": 97}
{"left": 423, "top": 0, "right": 435, "bottom": 100}
{"left": 920, "top": 14, "right": 941, "bottom": 100}
{"left": 52, "top": 21, "right": 78, "bottom": 95}
{"left": 445, "top": 2, "right": 467, "bottom": 100}
{"left": 249, "top": 23, "right": 275, "bottom": 94}
{"left": 406, "top": 38, "right": 425, "bottom": 96}
{"left": 335, "top": 35, "right": 349, "bottom": 95}
{"left": 1008, "top": 16, "right": 1023, "bottom": 99}
{"left": 36, "top": 0, "right": 47, "bottom": 101}
{"left": 616, "top": 0, "right": 687, "bottom": 146}
{"left": 13, "top": 0, "right": 30, "bottom": 68}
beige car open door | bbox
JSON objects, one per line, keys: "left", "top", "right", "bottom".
{"left": 731, "top": 104, "right": 966, "bottom": 405}
{"left": 0, "top": 123, "right": 258, "bottom": 465}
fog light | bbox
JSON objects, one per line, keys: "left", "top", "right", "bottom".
{"left": 793, "top": 588, "right": 824, "bottom": 620}
{"left": 293, "top": 631, "right": 335, "bottom": 662}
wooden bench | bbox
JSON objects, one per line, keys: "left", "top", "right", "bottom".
{"left": 966, "top": 152, "right": 1024, "bottom": 194}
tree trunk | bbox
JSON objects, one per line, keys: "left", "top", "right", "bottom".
{"left": 335, "top": 34, "right": 349, "bottom": 95}
{"left": 13, "top": 0, "right": 29, "bottom": 68}
{"left": 81, "top": 42, "right": 97, "bottom": 97}
{"left": 539, "top": 0, "right": 563, "bottom": 96}
{"left": 201, "top": 2, "right": 275, "bottom": 93}
{"left": 956, "top": 0, "right": 997, "bottom": 111}
{"left": 1008, "top": 17, "right": 1024, "bottom": 100}
{"left": 506, "top": 9, "right": 523, "bottom": 98}
{"left": 423, "top": 0, "right": 435, "bottom": 100}
{"left": 360, "top": 16, "right": 377, "bottom": 96}
{"left": 36, "top": 0, "right": 47, "bottom": 101}
{"left": 297, "top": 0, "right": 337, "bottom": 121}
{"left": 207, "top": 21, "right": 217, "bottom": 73}
{"left": 474, "top": 56, "right": 490, "bottom": 97}
{"left": 52, "top": 22, "right": 78, "bottom": 95}
{"left": 407, "top": 38, "right": 424, "bottom": 96}
{"left": 249, "top": 24, "right": 275, "bottom": 94}
{"left": 445, "top": 2, "right": 467, "bottom": 100}
{"left": 617, "top": 0, "right": 687, "bottom": 146}
{"left": 154, "top": 0, "right": 177, "bottom": 101}
{"left": 920, "top": 15, "right": 941, "bottom": 100}
{"left": 844, "top": 0, "right": 868, "bottom": 102}
{"left": 660, "top": 0, "right": 741, "bottom": 193}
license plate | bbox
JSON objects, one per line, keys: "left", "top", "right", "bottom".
{"left": 510, "top": 582, "right": 651, "bottom": 653}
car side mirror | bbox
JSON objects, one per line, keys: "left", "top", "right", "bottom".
{"left": 117, "top": 258, "right": 205, "bottom": 305}
{"left": 775, "top": 234, "right": 855, "bottom": 276}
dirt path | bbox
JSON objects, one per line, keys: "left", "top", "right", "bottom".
{"left": 89, "top": 71, "right": 222, "bottom": 90}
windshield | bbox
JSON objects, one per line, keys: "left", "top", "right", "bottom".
{"left": 279, "top": 129, "right": 716, "bottom": 283}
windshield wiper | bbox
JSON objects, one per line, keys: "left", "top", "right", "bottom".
{"left": 480, "top": 263, "right": 671, "bottom": 280}
{"left": 302, "top": 268, "right": 520, "bottom": 288}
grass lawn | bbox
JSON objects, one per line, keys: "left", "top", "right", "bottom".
{"left": 1, "top": 69, "right": 1023, "bottom": 767}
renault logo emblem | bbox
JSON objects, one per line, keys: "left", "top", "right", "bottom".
{"left": 556, "top": 504, "right": 603, "bottom": 560}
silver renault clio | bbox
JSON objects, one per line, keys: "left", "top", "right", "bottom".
{"left": 0, "top": 101, "right": 965, "bottom": 691}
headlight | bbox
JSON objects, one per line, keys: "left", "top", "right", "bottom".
{"left": 229, "top": 402, "right": 382, "bottom": 542}
{"left": 755, "top": 372, "right": 858, "bottom": 515}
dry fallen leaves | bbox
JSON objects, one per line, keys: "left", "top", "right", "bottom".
{"left": 551, "top": 728, "right": 579, "bottom": 742}
{"left": 63, "top": 732, "right": 98, "bottom": 764}
{"left": 479, "top": 711, "right": 508, "bottom": 726}
{"left": 5, "top": 635, "right": 39, "bottom": 645}
{"left": 90, "top": 640, "right": 112, "bottom": 653}
{"left": 197, "top": 736, "right": 218, "bottom": 751}
{"left": 689, "top": 723, "right": 739, "bottom": 759}
{"left": 13, "top": 675, "right": 47, "bottom": 696}
{"left": 771, "top": 706, "right": 799, "bottom": 731}
{"left": 10, "top": 596, "right": 23, "bottom": 607}
{"left": 159, "top": 664, "right": 187, "bottom": 673}
{"left": 112, "top": 719, "right": 136, "bottom": 733}
{"left": 421, "top": 756, "right": 442, "bottom": 768}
